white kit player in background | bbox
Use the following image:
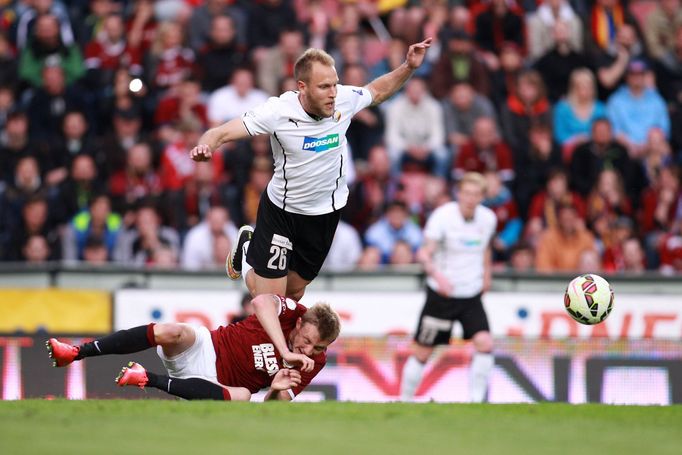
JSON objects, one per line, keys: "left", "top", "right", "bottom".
{"left": 400, "top": 172, "right": 497, "bottom": 403}
{"left": 189, "top": 38, "right": 433, "bottom": 303}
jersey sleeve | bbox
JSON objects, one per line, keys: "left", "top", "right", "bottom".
{"left": 242, "top": 96, "right": 281, "bottom": 135}
{"left": 423, "top": 206, "right": 448, "bottom": 242}
{"left": 338, "top": 84, "right": 373, "bottom": 116}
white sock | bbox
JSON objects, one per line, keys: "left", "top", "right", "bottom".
{"left": 469, "top": 352, "right": 494, "bottom": 403}
{"left": 241, "top": 241, "right": 253, "bottom": 288}
{"left": 400, "top": 356, "right": 426, "bottom": 401}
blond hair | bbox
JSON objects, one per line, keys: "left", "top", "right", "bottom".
{"left": 567, "top": 68, "right": 596, "bottom": 104}
{"left": 294, "top": 48, "right": 335, "bottom": 83}
{"left": 459, "top": 172, "right": 487, "bottom": 193}
{"left": 301, "top": 302, "right": 341, "bottom": 343}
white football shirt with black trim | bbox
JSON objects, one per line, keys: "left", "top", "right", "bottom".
{"left": 424, "top": 202, "right": 497, "bottom": 298}
{"left": 241, "top": 85, "right": 373, "bottom": 215}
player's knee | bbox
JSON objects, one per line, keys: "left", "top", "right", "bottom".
{"left": 229, "top": 387, "right": 251, "bottom": 401}
{"left": 154, "top": 323, "right": 185, "bottom": 346}
{"left": 286, "top": 287, "right": 305, "bottom": 302}
{"left": 472, "top": 331, "right": 493, "bottom": 353}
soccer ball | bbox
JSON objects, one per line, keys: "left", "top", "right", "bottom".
{"left": 563, "top": 274, "right": 614, "bottom": 325}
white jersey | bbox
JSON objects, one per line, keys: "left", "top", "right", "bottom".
{"left": 424, "top": 202, "right": 497, "bottom": 298}
{"left": 241, "top": 85, "right": 373, "bottom": 215}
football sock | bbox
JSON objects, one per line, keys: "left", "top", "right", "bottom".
{"left": 146, "top": 372, "right": 229, "bottom": 400}
{"left": 400, "top": 355, "right": 426, "bottom": 400}
{"left": 241, "top": 240, "right": 253, "bottom": 288}
{"left": 469, "top": 352, "right": 494, "bottom": 403}
{"left": 76, "top": 324, "right": 157, "bottom": 359}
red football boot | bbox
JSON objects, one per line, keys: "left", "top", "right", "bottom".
{"left": 46, "top": 338, "right": 80, "bottom": 367}
{"left": 115, "top": 362, "right": 149, "bottom": 389}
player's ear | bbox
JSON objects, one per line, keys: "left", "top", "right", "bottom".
{"left": 297, "top": 79, "right": 306, "bottom": 92}
{"left": 295, "top": 317, "right": 302, "bottom": 330}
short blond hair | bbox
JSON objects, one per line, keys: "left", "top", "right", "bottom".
{"left": 302, "top": 302, "right": 341, "bottom": 343}
{"left": 459, "top": 172, "right": 487, "bottom": 193}
{"left": 294, "top": 48, "right": 335, "bottom": 83}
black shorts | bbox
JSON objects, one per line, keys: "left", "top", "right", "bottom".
{"left": 246, "top": 192, "right": 341, "bottom": 280}
{"left": 414, "top": 287, "right": 489, "bottom": 346}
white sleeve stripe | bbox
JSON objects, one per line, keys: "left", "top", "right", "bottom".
{"left": 287, "top": 389, "right": 295, "bottom": 399}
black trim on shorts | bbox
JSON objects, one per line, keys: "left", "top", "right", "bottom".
{"left": 246, "top": 192, "right": 342, "bottom": 281}
{"left": 273, "top": 132, "right": 288, "bottom": 210}
{"left": 413, "top": 287, "right": 490, "bottom": 347}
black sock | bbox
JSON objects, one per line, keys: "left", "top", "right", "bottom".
{"left": 146, "top": 371, "right": 228, "bottom": 400}
{"left": 77, "top": 324, "right": 156, "bottom": 359}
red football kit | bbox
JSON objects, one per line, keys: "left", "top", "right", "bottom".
{"left": 211, "top": 296, "right": 326, "bottom": 396}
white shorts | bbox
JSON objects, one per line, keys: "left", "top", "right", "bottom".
{"left": 156, "top": 324, "right": 218, "bottom": 382}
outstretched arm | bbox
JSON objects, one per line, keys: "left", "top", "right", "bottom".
{"left": 263, "top": 369, "right": 302, "bottom": 401}
{"left": 190, "top": 118, "right": 251, "bottom": 162}
{"left": 365, "top": 38, "right": 432, "bottom": 105}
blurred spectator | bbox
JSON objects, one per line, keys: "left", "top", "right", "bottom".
{"left": 82, "top": 236, "right": 109, "bottom": 265}
{"left": 441, "top": 82, "right": 497, "bottom": 153}
{"left": 241, "top": 156, "right": 273, "bottom": 226}
{"left": 501, "top": 70, "right": 552, "bottom": 160}
{"left": 155, "top": 77, "right": 208, "bottom": 132}
{"left": 230, "top": 292, "right": 255, "bottom": 324}
{"left": 4, "top": 195, "right": 60, "bottom": 261}
{"left": 180, "top": 205, "right": 237, "bottom": 270}
{"left": 207, "top": 68, "right": 268, "bottom": 126}
{"left": 331, "top": 32, "right": 366, "bottom": 78}
{"left": 643, "top": 0, "right": 682, "bottom": 61}
{"left": 246, "top": 0, "right": 298, "bottom": 52}
{"left": 53, "top": 154, "right": 105, "bottom": 224}
{"left": 453, "top": 116, "right": 514, "bottom": 185}
{"left": 27, "top": 65, "right": 85, "bottom": 141}
{"left": 569, "top": 118, "right": 644, "bottom": 203}
{"left": 256, "top": 27, "right": 304, "bottom": 96}
{"left": 148, "top": 243, "right": 178, "bottom": 268}
{"left": 74, "top": 0, "right": 121, "bottom": 47}
{"left": 52, "top": 110, "right": 98, "bottom": 173}
{"left": 585, "top": 169, "right": 633, "bottom": 252}
{"left": 535, "top": 202, "right": 597, "bottom": 273}
{"left": 0, "top": 85, "right": 16, "bottom": 131}
{"left": 2, "top": 156, "right": 46, "bottom": 219}
{"left": 15, "top": 0, "right": 74, "bottom": 50}
{"left": 593, "top": 22, "right": 645, "bottom": 99}
{"left": 385, "top": 77, "right": 447, "bottom": 178}
{"left": 113, "top": 202, "right": 180, "bottom": 265}
{"left": 513, "top": 122, "right": 563, "bottom": 219}
{"left": 655, "top": 27, "right": 682, "bottom": 110}
{"left": 22, "top": 234, "right": 51, "bottom": 263}
{"left": 345, "top": 145, "right": 398, "bottom": 235}
{"left": 483, "top": 170, "right": 522, "bottom": 262}
{"left": 0, "top": 110, "right": 49, "bottom": 184}
{"left": 430, "top": 29, "right": 490, "bottom": 99}
{"left": 586, "top": 0, "right": 644, "bottom": 57}
{"left": 388, "top": 239, "right": 415, "bottom": 266}
{"left": 0, "top": 33, "right": 18, "bottom": 89}
{"left": 343, "top": 63, "right": 384, "bottom": 163}
{"left": 641, "top": 128, "right": 674, "bottom": 186}
{"left": 577, "top": 248, "right": 603, "bottom": 273}
{"left": 602, "top": 216, "right": 638, "bottom": 272}
{"left": 606, "top": 60, "right": 670, "bottom": 153}
{"left": 61, "top": 193, "right": 121, "bottom": 261}
{"left": 489, "top": 40, "right": 524, "bottom": 110}
{"left": 472, "top": 0, "right": 525, "bottom": 68}
{"left": 320, "top": 220, "right": 363, "bottom": 272}
{"left": 527, "top": 0, "right": 582, "bottom": 60}
{"left": 18, "top": 13, "right": 84, "bottom": 88}
{"left": 108, "top": 142, "right": 162, "bottom": 214}
{"left": 187, "top": 0, "right": 247, "bottom": 52}
{"left": 364, "top": 200, "right": 422, "bottom": 265}
{"left": 179, "top": 161, "right": 234, "bottom": 230}
{"left": 553, "top": 69, "right": 606, "bottom": 148}
{"left": 526, "top": 168, "right": 586, "bottom": 244}
{"left": 195, "top": 14, "right": 246, "bottom": 93}
{"left": 97, "top": 102, "right": 146, "bottom": 175}
{"left": 659, "top": 221, "right": 682, "bottom": 275}
{"left": 638, "top": 166, "right": 681, "bottom": 266}
{"left": 509, "top": 241, "right": 535, "bottom": 272}
{"left": 83, "top": 12, "right": 139, "bottom": 93}
{"left": 534, "top": 22, "right": 592, "bottom": 103}
{"left": 145, "top": 21, "right": 193, "bottom": 93}
{"left": 357, "top": 245, "right": 382, "bottom": 270}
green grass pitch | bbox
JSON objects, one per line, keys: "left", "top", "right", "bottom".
{"left": 1, "top": 400, "right": 681, "bottom": 455}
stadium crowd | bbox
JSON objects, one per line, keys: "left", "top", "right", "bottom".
{"left": 0, "top": 0, "right": 680, "bottom": 275}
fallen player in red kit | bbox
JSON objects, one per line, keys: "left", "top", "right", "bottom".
{"left": 47, "top": 294, "right": 340, "bottom": 401}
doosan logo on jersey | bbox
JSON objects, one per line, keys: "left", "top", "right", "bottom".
{"left": 302, "top": 134, "right": 340, "bottom": 152}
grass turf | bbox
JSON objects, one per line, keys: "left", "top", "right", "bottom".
{"left": 1, "top": 400, "right": 681, "bottom": 455}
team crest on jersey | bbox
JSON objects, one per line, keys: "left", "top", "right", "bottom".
{"left": 333, "top": 111, "right": 341, "bottom": 122}
{"left": 302, "top": 134, "right": 340, "bottom": 152}
{"left": 252, "top": 343, "right": 279, "bottom": 376}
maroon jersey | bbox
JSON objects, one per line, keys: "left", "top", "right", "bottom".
{"left": 211, "top": 296, "right": 326, "bottom": 396}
